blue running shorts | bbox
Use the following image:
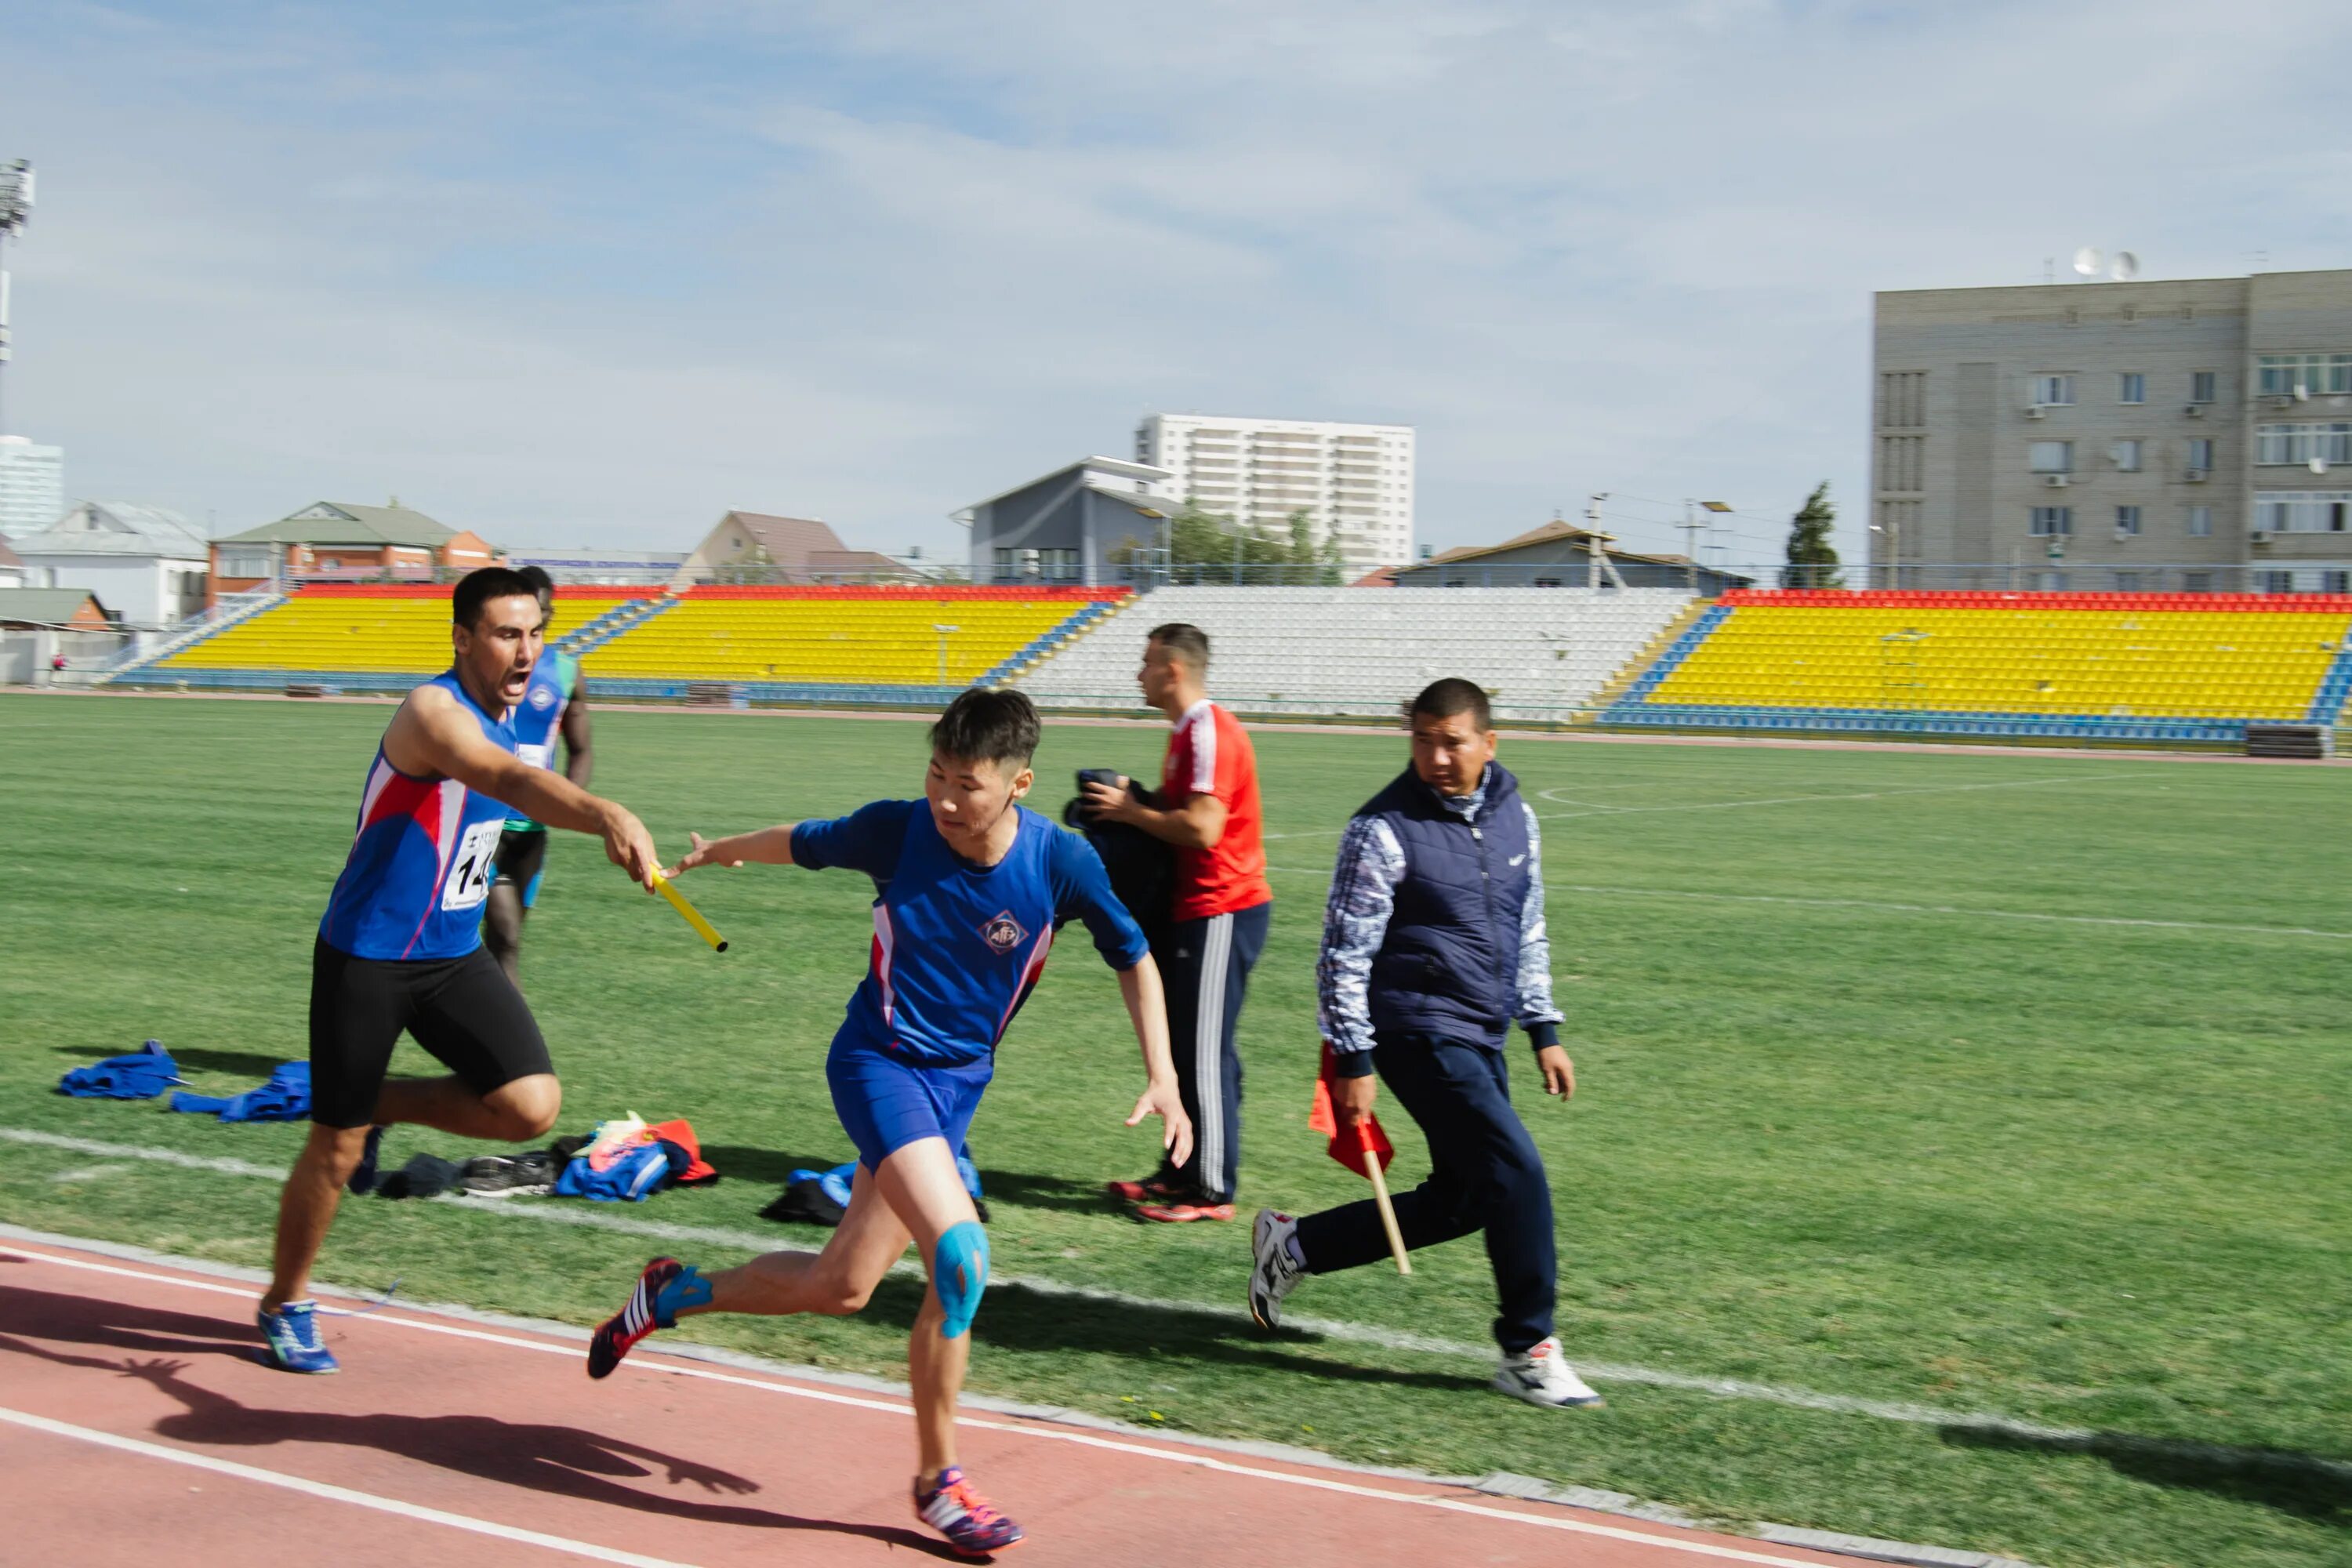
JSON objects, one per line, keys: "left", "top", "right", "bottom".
{"left": 827, "top": 1036, "right": 993, "bottom": 1173}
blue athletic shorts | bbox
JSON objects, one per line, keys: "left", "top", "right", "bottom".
{"left": 826, "top": 1036, "right": 993, "bottom": 1172}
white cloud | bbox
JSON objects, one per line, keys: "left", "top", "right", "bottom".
{"left": 3, "top": 0, "right": 2350, "bottom": 570}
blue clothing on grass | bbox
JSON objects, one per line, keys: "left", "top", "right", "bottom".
{"left": 791, "top": 800, "right": 1148, "bottom": 1167}
{"left": 57, "top": 1041, "right": 180, "bottom": 1099}
{"left": 169, "top": 1061, "right": 312, "bottom": 1123}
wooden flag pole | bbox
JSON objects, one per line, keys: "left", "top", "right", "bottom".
{"left": 1363, "top": 1149, "right": 1411, "bottom": 1275}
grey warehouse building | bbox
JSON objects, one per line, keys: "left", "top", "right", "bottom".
{"left": 960, "top": 456, "right": 1176, "bottom": 583}
{"left": 1872, "top": 269, "right": 2352, "bottom": 593}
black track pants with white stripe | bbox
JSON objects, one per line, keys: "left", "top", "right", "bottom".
{"left": 1154, "top": 902, "right": 1271, "bottom": 1203}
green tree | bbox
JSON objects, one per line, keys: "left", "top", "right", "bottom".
{"left": 1780, "top": 482, "right": 1843, "bottom": 589}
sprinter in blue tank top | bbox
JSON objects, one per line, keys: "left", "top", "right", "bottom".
{"left": 483, "top": 565, "right": 594, "bottom": 989}
{"left": 584, "top": 688, "right": 1189, "bottom": 1559}
{"left": 257, "top": 567, "right": 661, "bottom": 1377}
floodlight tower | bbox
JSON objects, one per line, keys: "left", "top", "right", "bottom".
{"left": 0, "top": 160, "right": 34, "bottom": 436}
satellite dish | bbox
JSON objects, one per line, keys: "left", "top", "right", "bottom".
{"left": 2073, "top": 247, "right": 2103, "bottom": 277}
{"left": 2111, "top": 252, "right": 2140, "bottom": 281}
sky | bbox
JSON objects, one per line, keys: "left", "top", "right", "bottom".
{"left": 5, "top": 0, "right": 2350, "bottom": 568}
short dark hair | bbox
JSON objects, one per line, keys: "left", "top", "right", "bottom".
{"left": 930, "top": 687, "right": 1041, "bottom": 771}
{"left": 517, "top": 564, "right": 556, "bottom": 600}
{"left": 452, "top": 567, "right": 544, "bottom": 630}
{"left": 1148, "top": 622, "right": 1210, "bottom": 673}
{"left": 1409, "top": 677, "right": 1492, "bottom": 731}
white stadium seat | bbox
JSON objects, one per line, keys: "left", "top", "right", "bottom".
{"left": 1013, "top": 587, "right": 1693, "bottom": 720}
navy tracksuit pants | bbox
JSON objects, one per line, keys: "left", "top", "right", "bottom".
{"left": 1155, "top": 901, "right": 1270, "bottom": 1203}
{"left": 1294, "top": 1034, "right": 1557, "bottom": 1356}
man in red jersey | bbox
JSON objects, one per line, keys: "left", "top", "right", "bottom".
{"left": 1085, "top": 622, "right": 1272, "bottom": 1221}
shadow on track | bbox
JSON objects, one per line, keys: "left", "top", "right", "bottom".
{"left": 0, "top": 1316, "right": 961, "bottom": 1557}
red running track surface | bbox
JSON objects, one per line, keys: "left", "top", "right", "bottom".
{"left": 0, "top": 1239, "right": 1858, "bottom": 1568}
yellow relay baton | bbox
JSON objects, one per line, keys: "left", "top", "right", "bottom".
{"left": 650, "top": 868, "right": 728, "bottom": 953}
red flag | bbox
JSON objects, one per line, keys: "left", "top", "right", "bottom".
{"left": 1308, "top": 1043, "right": 1395, "bottom": 1174}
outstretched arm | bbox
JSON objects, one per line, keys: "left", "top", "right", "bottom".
{"left": 384, "top": 684, "right": 657, "bottom": 888}
{"left": 1116, "top": 956, "right": 1192, "bottom": 1168}
{"left": 666, "top": 826, "right": 798, "bottom": 877}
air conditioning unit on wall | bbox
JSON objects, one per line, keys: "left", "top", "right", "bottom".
{"left": 2024, "top": 406, "right": 2047, "bottom": 420}
{"left": 2042, "top": 474, "right": 2071, "bottom": 488}
{"left": 2184, "top": 404, "right": 2205, "bottom": 419}
{"left": 2250, "top": 530, "right": 2272, "bottom": 545}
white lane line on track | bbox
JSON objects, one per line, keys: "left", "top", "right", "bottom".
{"left": 1262, "top": 771, "right": 2146, "bottom": 841}
{"left": 0, "top": 1138, "right": 2116, "bottom": 1443}
{"left": 0, "top": 1244, "right": 1843, "bottom": 1568}
{"left": 0, "top": 1404, "right": 695, "bottom": 1568}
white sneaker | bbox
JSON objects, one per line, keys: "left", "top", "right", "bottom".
{"left": 1248, "top": 1209, "right": 1305, "bottom": 1330}
{"left": 1494, "top": 1337, "right": 1604, "bottom": 1408}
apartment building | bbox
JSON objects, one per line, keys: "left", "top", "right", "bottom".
{"left": 1134, "top": 414, "right": 1414, "bottom": 570}
{"left": 1872, "top": 269, "right": 2352, "bottom": 592}
{"left": 0, "top": 434, "right": 64, "bottom": 538}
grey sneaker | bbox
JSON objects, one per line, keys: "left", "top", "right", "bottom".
{"left": 1494, "top": 1337, "right": 1604, "bottom": 1408}
{"left": 1249, "top": 1208, "right": 1305, "bottom": 1330}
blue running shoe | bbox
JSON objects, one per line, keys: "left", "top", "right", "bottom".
{"left": 347, "top": 1125, "right": 387, "bottom": 1195}
{"left": 256, "top": 1300, "right": 339, "bottom": 1374}
{"left": 914, "top": 1466, "right": 1025, "bottom": 1557}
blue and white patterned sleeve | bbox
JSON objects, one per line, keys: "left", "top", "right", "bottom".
{"left": 1515, "top": 800, "right": 1564, "bottom": 1048}
{"left": 1316, "top": 815, "right": 1406, "bottom": 1076}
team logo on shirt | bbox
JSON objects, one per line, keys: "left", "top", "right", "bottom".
{"left": 529, "top": 684, "right": 557, "bottom": 710}
{"left": 979, "top": 909, "right": 1029, "bottom": 955}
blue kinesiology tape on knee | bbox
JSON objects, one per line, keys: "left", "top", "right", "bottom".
{"left": 653, "top": 1263, "right": 713, "bottom": 1327}
{"left": 934, "top": 1221, "right": 990, "bottom": 1339}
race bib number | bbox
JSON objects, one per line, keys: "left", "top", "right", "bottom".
{"left": 441, "top": 819, "right": 503, "bottom": 912}
{"left": 517, "top": 742, "right": 554, "bottom": 771}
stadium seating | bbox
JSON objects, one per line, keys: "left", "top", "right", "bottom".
{"left": 1604, "top": 590, "right": 2352, "bottom": 742}
{"left": 1012, "top": 586, "right": 1696, "bottom": 720}
{"left": 155, "top": 585, "right": 661, "bottom": 678}
{"left": 582, "top": 587, "right": 1123, "bottom": 692}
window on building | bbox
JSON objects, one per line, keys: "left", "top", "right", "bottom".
{"left": 2328, "top": 570, "right": 2352, "bottom": 594}
{"left": 2186, "top": 438, "right": 2214, "bottom": 473}
{"left": 2187, "top": 505, "right": 2213, "bottom": 537}
{"left": 2259, "top": 571, "right": 2297, "bottom": 594}
{"left": 2031, "top": 374, "right": 2074, "bottom": 406}
{"left": 2115, "top": 505, "right": 2143, "bottom": 536}
{"left": 2183, "top": 572, "right": 2213, "bottom": 593}
{"left": 2111, "top": 439, "right": 2143, "bottom": 471}
{"left": 2113, "top": 571, "right": 2142, "bottom": 590}
{"left": 2034, "top": 571, "right": 2068, "bottom": 590}
{"left": 2256, "top": 423, "right": 2352, "bottom": 466}
{"left": 2251, "top": 492, "right": 2352, "bottom": 533}
{"left": 2190, "top": 370, "right": 2216, "bottom": 405}
{"left": 2029, "top": 506, "right": 2074, "bottom": 537}
{"left": 2256, "top": 353, "right": 2352, "bottom": 397}
{"left": 2118, "top": 372, "right": 2145, "bottom": 405}
{"left": 2029, "top": 441, "right": 2073, "bottom": 473}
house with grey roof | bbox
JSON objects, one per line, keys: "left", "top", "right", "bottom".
{"left": 209, "top": 499, "right": 498, "bottom": 604}
{"left": 956, "top": 457, "right": 1177, "bottom": 583}
{"left": 12, "top": 501, "right": 212, "bottom": 626}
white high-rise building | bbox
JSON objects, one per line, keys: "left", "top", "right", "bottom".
{"left": 1135, "top": 414, "right": 1414, "bottom": 570}
{"left": 0, "top": 434, "right": 64, "bottom": 538}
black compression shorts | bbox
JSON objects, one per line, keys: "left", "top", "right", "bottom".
{"left": 307, "top": 936, "right": 553, "bottom": 1127}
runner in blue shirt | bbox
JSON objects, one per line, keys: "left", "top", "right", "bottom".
{"left": 586, "top": 688, "right": 1188, "bottom": 1558}
{"left": 262, "top": 567, "right": 660, "bottom": 1377}
{"left": 483, "top": 565, "right": 593, "bottom": 989}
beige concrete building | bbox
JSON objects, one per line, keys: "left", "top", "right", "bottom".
{"left": 1872, "top": 270, "right": 2352, "bottom": 592}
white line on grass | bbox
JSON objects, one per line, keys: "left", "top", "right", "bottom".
{"left": 0, "top": 1126, "right": 2168, "bottom": 1445}
{"left": 0, "top": 1406, "right": 695, "bottom": 1567}
{"left": 1262, "top": 772, "right": 2144, "bottom": 842}
{"left": 1548, "top": 885, "right": 2352, "bottom": 941}
{"left": 1255, "top": 869, "right": 2352, "bottom": 941}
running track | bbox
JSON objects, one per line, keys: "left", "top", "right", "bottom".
{"left": 1, "top": 1237, "right": 1860, "bottom": 1567}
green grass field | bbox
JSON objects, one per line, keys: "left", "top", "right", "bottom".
{"left": 2, "top": 691, "right": 2347, "bottom": 1567}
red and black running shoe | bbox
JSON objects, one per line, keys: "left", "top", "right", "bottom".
{"left": 914, "top": 1466, "right": 1025, "bottom": 1557}
{"left": 587, "top": 1256, "right": 682, "bottom": 1379}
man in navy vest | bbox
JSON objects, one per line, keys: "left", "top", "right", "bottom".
{"left": 1247, "top": 677, "right": 1602, "bottom": 1408}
